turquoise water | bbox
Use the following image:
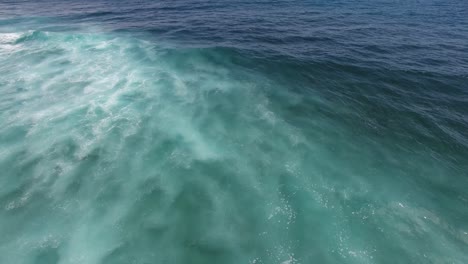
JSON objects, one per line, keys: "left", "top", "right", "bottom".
{"left": 1, "top": 1, "right": 468, "bottom": 263}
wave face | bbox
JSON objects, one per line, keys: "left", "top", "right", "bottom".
{"left": 1, "top": 1, "right": 468, "bottom": 264}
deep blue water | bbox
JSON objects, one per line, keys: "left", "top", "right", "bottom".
{"left": 1, "top": 1, "right": 468, "bottom": 263}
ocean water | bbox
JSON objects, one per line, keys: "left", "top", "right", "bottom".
{"left": 1, "top": 0, "right": 468, "bottom": 263}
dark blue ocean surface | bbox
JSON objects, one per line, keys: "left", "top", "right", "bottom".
{"left": 1, "top": 1, "right": 468, "bottom": 263}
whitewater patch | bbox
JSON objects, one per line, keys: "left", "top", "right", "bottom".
{"left": 0, "top": 32, "right": 22, "bottom": 43}
{"left": 0, "top": 30, "right": 313, "bottom": 264}
{"left": 0, "top": 32, "right": 21, "bottom": 52}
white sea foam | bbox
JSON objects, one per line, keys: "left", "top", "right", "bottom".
{"left": 0, "top": 32, "right": 21, "bottom": 52}
{"left": 0, "top": 32, "right": 21, "bottom": 43}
